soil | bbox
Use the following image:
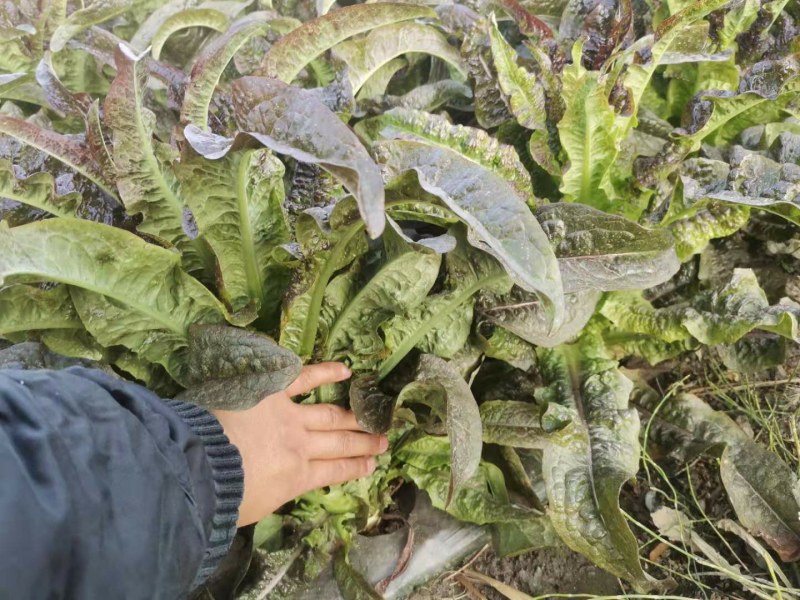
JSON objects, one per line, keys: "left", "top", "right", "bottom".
{"left": 408, "top": 546, "right": 621, "bottom": 599}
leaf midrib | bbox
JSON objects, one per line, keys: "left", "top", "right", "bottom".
{"left": 235, "top": 151, "right": 263, "bottom": 306}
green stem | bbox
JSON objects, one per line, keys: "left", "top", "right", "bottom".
{"left": 297, "top": 220, "right": 365, "bottom": 358}
{"left": 376, "top": 274, "right": 505, "bottom": 381}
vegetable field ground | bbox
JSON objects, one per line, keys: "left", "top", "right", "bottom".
{"left": 1, "top": 0, "right": 800, "bottom": 597}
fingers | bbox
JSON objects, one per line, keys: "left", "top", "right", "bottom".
{"left": 306, "top": 430, "right": 388, "bottom": 460}
{"left": 301, "top": 403, "right": 361, "bottom": 431}
{"left": 308, "top": 456, "right": 377, "bottom": 489}
{"left": 286, "top": 362, "right": 351, "bottom": 397}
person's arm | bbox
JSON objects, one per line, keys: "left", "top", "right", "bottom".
{"left": 0, "top": 366, "right": 242, "bottom": 600}
{"left": 0, "top": 362, "right": 386, "bottom": 599}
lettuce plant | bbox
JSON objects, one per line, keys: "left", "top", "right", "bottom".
{"left": 1, "top": 0, "right": 800, "bottom": 596}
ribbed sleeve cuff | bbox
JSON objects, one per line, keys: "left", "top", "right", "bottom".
{"left": 165, "top": 400, "right": 244, "bottom": 587}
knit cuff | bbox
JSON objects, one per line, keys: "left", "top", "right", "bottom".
{"left": 165, "top": 400, "right": 244, "bottom": 587}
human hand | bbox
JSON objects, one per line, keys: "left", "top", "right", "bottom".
{"left": 212, "top": 362, "right": 388, "bottom": 526}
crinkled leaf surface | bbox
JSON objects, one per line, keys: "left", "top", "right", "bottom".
{"left": 378, "top": 139, "right": 563, "bottom": 322}
{"left": 151, "top": 8, "right": 229, "bottom": 60}
{"left": 0, "top": 219, "right": 225, "bottom": 383}
{"left": 257, "top": 3, "right": 434, "bottom": 83}
{"left": 180, "top": 12, "right": 277, "bottom": 128}
{"left": 105, "top": 45, "right": 210, "bottom": 275}
{"left": 231, "top": 76, "right": 385, "bottom": 238}
{"left": 333, "top": 22, "right": 466, "bottom": 94}
{"left": 175, "top": 146, "right": 290, "bottom": 317}
{"left": 349, "top": 375, "right": 395, "bottom": 434}
{"left": 536, "top": 203, "right": 681, "bottom": 293}
{"left": 403, "top": 355, "right": 482, "bottom": 500}
{"left": 50, "top": 0, "right": 145, "bottom": 52}
{"left": 535, "top": 337, "right": 656, "bottom": 592}
{"left": 357, "top": 108, "right": 534, "bottom": 205}
{"left": 182, "top": 324, "right": 302, "bottom": 410}
{"left": 324, "top": 221, "right": 443, "bottom": 369}
{"left": 0, "top": 159, "right": 80, "bottom": 217}
{"left": 0, "top": 284, "right": 82, "bottom": 336}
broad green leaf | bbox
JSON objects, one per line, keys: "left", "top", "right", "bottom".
{"left": 721, "top": 443, "right": 800, "bottom": 561}
{"left": 480, "top": 289, "right": 601, "bottom": 348}
{"left": 231, "top": 76, "right": 386, "bottom": 239}
{"left": 355, "top": 57, "right": 407, "bottom": 100}
{"left": 356, "top": 108, "right": 534, "bottom": 205}
{"left": 180, "top": 324, "right": 302, "bottom": 410}
{"left": 324, "top": 221, "right": 443, "bottom": 368}
{"left": 379, "top": 230, "right": 509, "bottom": 379}
{"left": 175, "top": 146, "right": 290, "bottom": 317}
{"left": 400, "top": 356, "right": 483, "bottom": 501}
{"left": 557, "top": 42, "right": 617, "bottom": 210}
{"left": 366, "top": 80, "right": 473, "bottom": 113}
{"left": 333, "top": 22, "right": 466, "bottom": 94}
{"left": 348, "top": 375, "right": 395, "bottom": 434}
{"left": 35, "top": 54, "right": 90, "bottom": 118}
{"left": 50, "top": 0, "right": 145, "bottom": 52}
{"left": 718, "top": 0, "right": 760, "bottom": 48}
{"left": 480, "top": 401, "right": 547, "bottom": 449}
{"left": 257, "top": 3, "right": 435, "bottom": 83}
{"left": 278, "top": 203, "right": 369, "bottom": 358}
{"left": 0, "top": 284, "right": 82, "bottom": 337}
{"left": 615, "top": 0, "right": 731, "bottom": 135}
{"left": 0, "top": 159, "right": 80, "bottom": 218}
{"left": 397, "top": 435, "right": 553, "bottom": 538}
{"left": 0, "top": 114, "right": 117, "bottom": 199}
{"left": 378, "top": 139, "right": 563, "bottom": 323}
{"left": 718, "top": 334, "right": 787, "bottom": 373}
{"left": 180, "top": 13, "right": 277, "bottom": 128}
{"left": 670, "top": 203, "right": 750, "bottom": 260}
{"left": 151, "top": 8, "right": 229, "bottom": 60}
{"left": 536, "top": 203, "right": 681, "bottom": 293}
{"left": 488, "top": 17, "right": 546, "bottom": 132}
{"left": 536, "top": 338, "right": 656, "bottom": 592}
{"left": 0, "top": 219, "right": 225, "bottom": 383}
{"left": 481, "top": 326, "right": 538, "bottom": 371}
{"left": 601, "top": 270, "right": 800, "bottom": 346}
{"left": 640, "top": 391, "right": 800, "bottom": 560}
{"left": 105, "top": 45, "right": 210, "bottom": 275}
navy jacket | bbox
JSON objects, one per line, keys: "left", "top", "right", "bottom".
{"left": 0, "top": 367, "right": 244, "bottom": 599}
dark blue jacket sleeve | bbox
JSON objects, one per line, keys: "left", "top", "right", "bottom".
{"left": 0, "top": 367, "right": 244, "bottom": 600}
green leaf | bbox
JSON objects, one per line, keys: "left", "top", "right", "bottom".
{"left": 180, "top": 12, "right": 277, "bottom": 128}
{"left": 365, "top": 80, "right": 473, "bottom": 114}
{"left": 356, "top": 108, "right": 535, "bottom": 206}
{"left": 105, "top": 45, "right": 210, "bottom": 275}
{"left": 175, "top": 146, "right": 290, "bottom": 316}
{"left": 230, "top": 76, "right": 386, "bottom": 239}
{"left": 379, "top": 229, "right": 509, "bottom": 379}
{"left": 488, "top": 17, "right": 546, "bottom": 132}
{"left": 535, "top": 338, "right": 656, "bottom": 592}
{"left": 670, "top": 203, "right": 750, "bottom": 260}
{"left": 348, "top": 375, "right": 395, "bottom": 434}
{"left": 0, "top": 284, "right": 82, "bottom": 337}
{"left": 278, "top": 203, "right": 369, "bottom": 358}
{"left": 50, "top": 0, "right": 145, "bottom": 52}
{"left": 480, "top": 401, "right": 548, "bottom": 449}
{"left": 180, "top": 324, "right": 302, "bottom": 410}
{"left": 333, "top": 22, "right": 466, "bottom": 94}
{"left": 602, "top": 269, "right": 800, "bottom": 346}
{"left": 333, "top": 549, "right": 382, "bottom": 600}
{"left": 480, "top": 289, "right": 601, "bottom": 348}
{"left": 0, "top": 159, "right": 81, "bottom": 218}
{"left": 557, "top": 42, "right": 617, "bottom": 210}
{"left": 151, "top": 8, "right": 229, "bottom": 61}
{"left": 718, "top": 334, "right": 787, "bottom": 373}
{"left": 378, "top": 139, "right": 563, "bottom": 323}
{"left": 0, "top": 219, "right": 225, "bottom": 383}
{"left": 403, "top": 355, "right": 483, "bottom": 500}
{"left": 257, "top": 3, "right": 435, "bottom": 83}
{"left": 356, "top": 57, "right": 407, "bottom": 100}
{"left": 0, "top": 114, "right": 117, "bottom": 199}
{"left": 536, "top": 203, "right": 681, "bottom": 293}
{"left": 640, "top": 391, "right": 800, "bottom": 561}
{"left": 324, "top": 220, "right": 444, "bottom": 368}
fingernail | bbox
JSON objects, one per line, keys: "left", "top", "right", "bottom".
{"left": 366, "top": 457, "right": 377, "bottom": 473}
{"left": 340, "top": 364, "right": 352, "bottom": 378}
{"left": 379, "top": 436, "right": 389, "bottom": 452}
